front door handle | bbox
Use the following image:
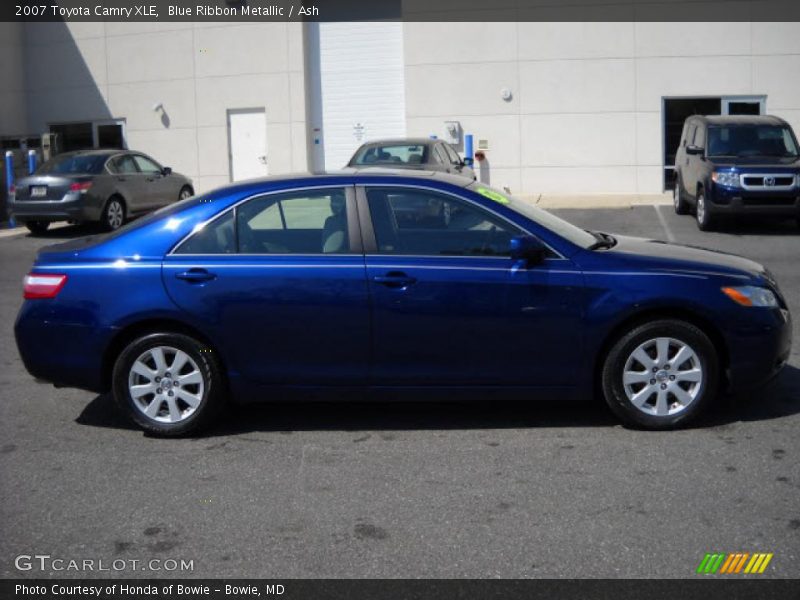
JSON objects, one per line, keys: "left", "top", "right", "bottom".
{"left": 372, "top": 271, "right": 417, "bottom": 289}
{"left": 175, "top": 268, "right": 216, "bottom": 283}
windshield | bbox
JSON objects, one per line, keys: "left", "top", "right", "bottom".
{"left": 351, "top": 144, "right": 429, "bottom": 166}
{"left": 707, "top": 125, "right": 800, "bottom": 158}
{"left": 36, "top": 154, "right": 109, "bottom": 175}
{"left": 468, "top": 183, "right": 598, "bottom": 250}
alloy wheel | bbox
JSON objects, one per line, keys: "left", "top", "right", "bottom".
{"left": 128, "top": 346, "right": 205, "bottom": 423}
{"left": 106, "top": 200, "right": 124, "bottom": 230}
{"left": 622, "top": 337, "right": 703, "bottom": 417}
{"left": 696, "top": 194, "right": 706, "bottom": 224}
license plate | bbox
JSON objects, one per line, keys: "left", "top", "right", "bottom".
{"left": 30, "top": 186, "right": 47, "bottom": 197}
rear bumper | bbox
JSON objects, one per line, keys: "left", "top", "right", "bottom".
{"left": 15, "top": 301, "right": 112, "bottom": 393}
{"left": 8, "top": 193, "right": 103, "bottom": 222}
{"left": 709, "top": 183, "right": 800, "bottom": 216}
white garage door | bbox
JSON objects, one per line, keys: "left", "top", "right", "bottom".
{"left": 316, "top": 22, "right": 407, "bottom": 171}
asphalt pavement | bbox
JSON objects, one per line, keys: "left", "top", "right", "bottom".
{"left": 0, "top": 207, "right": 798, "bottom": 579}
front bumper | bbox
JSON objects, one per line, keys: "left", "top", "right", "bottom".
{"left": 8, "top": 192, "right": 103, "bottom": 222}
{"left": 710, "top": 183, "right": 800, "bottom": 216}
{"left": 725, "top": 306, "right": 792, "bottom": 392}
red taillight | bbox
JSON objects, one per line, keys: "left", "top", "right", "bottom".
{"left": 69, "top": 181, "right": 93, "bottom": 192}
{"left": 23, "top": 274, "right": 68, "bottom": 299}
{"left": 9, "top": 184, "right": 15, "bottom": 195}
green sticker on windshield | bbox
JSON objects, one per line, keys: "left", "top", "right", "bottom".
{"left": 476, "top": 187, "right": 510, "bottom": 204}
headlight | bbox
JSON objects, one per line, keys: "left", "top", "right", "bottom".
{"left": 722, "top": 286, "right": 779, "bottom": 308}
{"left": 712, "top": 171, "right": 740, "bottom": 187}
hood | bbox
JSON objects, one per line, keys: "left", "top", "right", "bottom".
{"left": 602, "top": 235, "right": 765, "bottom": 279}
{"left": 709, "top": 156, "right": 800, "bottom": 168}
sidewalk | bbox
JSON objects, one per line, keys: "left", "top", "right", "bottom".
{"left": 519, "top": 193, "right": 673, "bottom": 209}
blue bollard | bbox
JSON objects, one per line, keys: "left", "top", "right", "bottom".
{"left": 5, "top": 151, "right": 16, "bottom": 228}
{"left": 27, "top": 149, "right": 37, "bottom": 174}
{"left": 464, "top": 134, "right": 474, "bottom": 166}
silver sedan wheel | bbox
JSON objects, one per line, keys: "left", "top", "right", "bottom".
{"left": 622, "top": 337, "right": 703, "bottom": 417}
{"left": 128, "top": 346, "right": 204, "bottom": 424}
{"left": 106, "top": 200, "right": 124, "bottom": 230}
{"left": 179, "top": 188, "right": 192, "bottom": 200}
{"left": 673, "top": 184, "right": 680, "bottom": 208}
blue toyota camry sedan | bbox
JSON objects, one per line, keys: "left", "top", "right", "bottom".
{"left": 15, "top": 171, "right": 791, "bottom": 436}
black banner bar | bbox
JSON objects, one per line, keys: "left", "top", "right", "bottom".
{"left": 4, "top": 0, "right": 800, "bottom": 22}
{"left": 2, "top": 579, "right": 800, "bottom": 600}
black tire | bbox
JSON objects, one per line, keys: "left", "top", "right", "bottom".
{"left": 695, "top": 189, "right": 715, "bottom": 231}
{"left": 178, "top": 186, "right": 194, "bottom": 201}
{"left": 25, "top": 221, "right": 50, "bottom": 234}
{"left": 102, "top": 196, "right": 126, "bottom": 231}
{"left": 673, "top": 177, "right": 689, "bottom": 215}
{"left": 112, "top": 332, "right": 226, "bottom": 437}
{"left": 601, "top": 319, "right": 719, "bottom": 430}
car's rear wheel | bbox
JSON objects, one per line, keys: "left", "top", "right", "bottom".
{"left": 178, "top": 186, "right": 193, "bottom": 201}
{"left": 695, "top": 190, "right": 715, "bottom": 231}
{"left": 102, "top": 197, "right": 126, "bottom": 231}
{"left": 601, "top": 319, "right": 718, "bottom": 429}
{"left": 112, "top": 333, "right": 225, "bottom": 436}
{"left": 24, "top": 221, "right": 50, "bottom": 235}
{"left": 673, "top": 178, "right": 689, "bottom": 215}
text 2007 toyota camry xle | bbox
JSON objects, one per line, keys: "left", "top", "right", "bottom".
{"left": 14, "top": 172, "right": 791, "bottom": 436}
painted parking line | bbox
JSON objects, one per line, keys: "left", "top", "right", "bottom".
{"left": 0, "top": 222, "right": 71, "bottom": 240}
{"left": 654, "top": 204, "right": 676, "bottom": 243}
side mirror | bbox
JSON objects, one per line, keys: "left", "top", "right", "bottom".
{"left": 685, "top": 145, "right": 704, "bottom": 156}
{"left": 162, "top": 166, "right": 173, "bottom": 176}
{"left": 510, "top": 235, "right": 547, "bottom": 266}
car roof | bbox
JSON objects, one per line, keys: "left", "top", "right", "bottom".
{"left": 689, "top": 115, "right": 789, "bottom": 127}
{"left": 357, "top": 138, "right": 438, "bottom": 147}
{"left": 210, "top": 169, "right": 474, "bottom": 197}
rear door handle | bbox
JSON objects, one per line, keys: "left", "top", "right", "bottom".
{"left": 372, "top": 271, "right": 417, "bottom": 288}
{"left": 175, "top": 268, "right": 216, "bottom": 283}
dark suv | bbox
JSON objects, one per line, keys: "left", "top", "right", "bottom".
{"left": 673, "top": 115, "right": 800, "bottom": 230}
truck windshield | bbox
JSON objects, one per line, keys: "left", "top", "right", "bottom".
{"left": 707, "top": 125, "right": 800, "bottom": 158}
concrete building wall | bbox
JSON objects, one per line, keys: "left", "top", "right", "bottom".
{"left": 0, "top": 21, "right": 27, "bottom": 137}
{"left": 403, "top": 22, "right": 800, "bottom": 195}
{"left": 20, "top": 22, "right": 308, "bottom": 193}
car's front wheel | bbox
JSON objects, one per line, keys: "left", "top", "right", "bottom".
{"left": 112, "top": 333, "right": 225, "bottom": 436}
{"left": 178, "top": 186, "right": 194, "bottom": 201}
{"left": 601, "top": 319, "right": 718, "bottom": 429}
{"left": 695, "top": 190, "right": 715, "bottom": 231}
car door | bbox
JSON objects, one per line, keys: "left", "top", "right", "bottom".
{"left": 359, "top": 185, "right": 584, "bottom": 386}
{"left": 132, "top": 154, "right": 174, "bottom": 209}
{"left": 162, "top": 185, "right": 370, "bottom": 386}
{"left": 442, "top": 142, "right": 475, "bottom": 179}
{"left": 683, "top": 122, "right": 700, "bottom": 199}
{"left": 108, "top": 154, "right": 146, "bottom": 212}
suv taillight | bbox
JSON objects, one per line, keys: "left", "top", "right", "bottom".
{"left": 23, "top": 274, "right": 67, "bottom": 299}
